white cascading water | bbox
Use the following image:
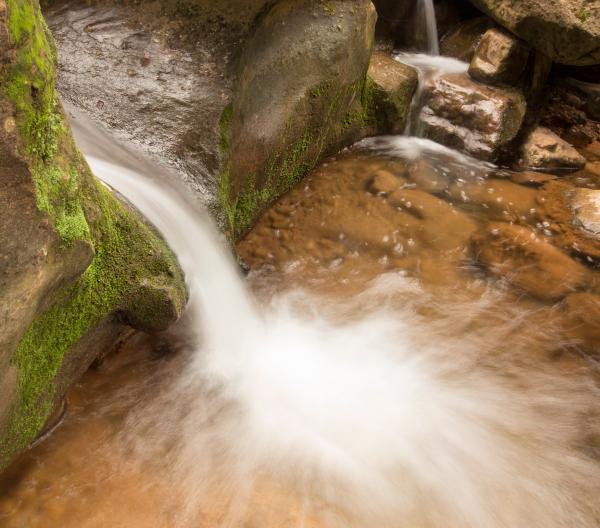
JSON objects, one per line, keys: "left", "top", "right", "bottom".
{"left": 420, "top": 0, "right": 439, "bottom": 55}
{"left": 69, "top": 108, "right": 600, "bottom": 527}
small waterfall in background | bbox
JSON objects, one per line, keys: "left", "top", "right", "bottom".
{"left": 420, "top": 0, "right": 439, "bottom": 55}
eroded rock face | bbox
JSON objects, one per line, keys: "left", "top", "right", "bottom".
{"left": 468, "top": 28, "right": 529, "bottom": 86}
{"left": 520, "top": 127, "right": 586, "bottom": 173}
{"left": 221, "top": 0, "right": 377, "bottom": 237}
{"left": 419, "top": 73, "right": 526, "bottom": 161}
{"left": 367, "top": 51, "right": 418, "bottom": 134}
{"left": 468, "top": 0, "right": 600, "bottom": 66}
{"left": 471, "top": 222, "right": 592, "bottom": 301}
{"left": 0, "top": 0, "right": 186, "bottom": 469}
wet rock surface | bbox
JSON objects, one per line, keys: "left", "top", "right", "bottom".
{"left": 44, "top": 0, "right": 231, "bottom": 207}
{"left": 571, "top": 188, "right": 600, "bottom": 240}
{"left": 439, "top": 16, "right": 493, "bottom": 62}
{"left": 0, "top": 0, "right": 187, "bottom": 469}
{"left": 419, "top": 73, "right": 526, "bottom": 161}
{"left": 520, "top": 127, "right": 586, "bottom": 173}
{"left": 367, "top": 51, "right": 418, "bottom": 134}
{"left": 468, "top": 28, "right": 529, "bottom": 86}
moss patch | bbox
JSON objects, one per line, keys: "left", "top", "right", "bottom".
{"left": 0, "top": 0, "right": 186, "bottom": 468}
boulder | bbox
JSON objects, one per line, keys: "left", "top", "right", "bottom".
{"left": 538, "top": 180, "right": 600, "bottom": 262}
{"left": 440, "top": 16, "right": 493, "bottom": 62}
{"left": 571, "top": 189, "right": 600, "bottom": 240}
{"left": 367, "top": 51, "right": 418, "bottom": 134}
{"left": 419, "top": 73, "right": 526, "bottom": 161}
{"left": 520, "top": 127, "right": 586, "bottom": 173}
{"left": 468, "top": 28, "right": 529, "bottom": 86}
{"left": 471, "top": 222, "right": 592, "bottom": 301}
{"left": 468, "top": 0, "right": 600, "bottom": 66}
{"left": 220, "top": 0, "right": 378, "bottom": 238}
{"left": 0, "top": 0, "right": 187, "bottom": 469}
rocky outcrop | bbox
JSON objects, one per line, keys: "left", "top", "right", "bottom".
{"left": 0, "top": 0, "right": 187, "bottom": 469}
{"left": 440, "top": 16, "right": 493, "bottom": 62}
{"left": 419, "top": 73, "right": 526, "bottom": 161}
{"left": 367, "top": 51, "right": 418, "bottom": 134}
{"left": 468, "top": 0, "right": 600, "bottom": 66}
{"left": 471, "top": 223, "right": 592, "bottom": 301}
{"left": 468, "top": 28, "right": 529, "bottom": 86}
{"left": 520, "top": 127, "right": 586, "bottom": 172}
{"left": 220, "top": 0, "right": 378, "bottom": 238}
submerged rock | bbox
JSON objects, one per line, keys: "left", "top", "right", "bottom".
{"left": 469, "top": 0, "right": 600, "bottom": 66}
{"left": 468, "top": 28, "right": 529, "bottom": 86}
{"left": 419, "top": 73, "right": 526, "bottom": 161}
{"left": 520, "top": 127, "right": 586, "bottom": 173}
{"left": 367, "top": 51, "right": 418, "bottom": 134}
{"left": 538, "top": 180, "right": 600, "bottom": 262}
{"left": 471, "top": 222, "right": 592, "bottom": 301}
{"left": 0, "top": 0, "right": 187, "bottom": 469}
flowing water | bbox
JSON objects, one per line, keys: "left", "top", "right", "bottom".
{"left": 1, "top": 105, "right": 600, "bottom": 526}
{"left": 418, "top": 0, "right": 439, "bottom": 55}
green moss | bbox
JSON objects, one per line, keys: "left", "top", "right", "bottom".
{"left": 219, "top": 75, "right": 371, "bottom": 238}
{"left": 0, "top": 0, "right": 186, "bottom": 468}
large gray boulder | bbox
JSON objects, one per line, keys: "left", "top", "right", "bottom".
{"left": 221, "top": 0, "right": 378, "bottom": 237}
{"left": 469, "top": 0, "right": 600, "bottom": 66}
{"left": 419, "top": 73, "right": 526, "bottom": 161}
{"left": 0, "top": 0, "right": 187, "bottom": 469}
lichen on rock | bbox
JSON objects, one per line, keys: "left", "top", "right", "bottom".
{"left": 0, "top": 0, "right": 187, "bottom": 469}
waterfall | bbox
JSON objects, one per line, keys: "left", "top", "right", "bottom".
{"left": 420, "top": 0, "right": 439, "bottom": 55}
{"left": 67, "top": 110, "right": 600, "bottom": 528}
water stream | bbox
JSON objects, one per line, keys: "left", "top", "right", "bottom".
{"left": 2, "top": 106, "right": 599, "bottom": 526}
{"left": 419, "top": 0, "right": 439, "bottom": 55}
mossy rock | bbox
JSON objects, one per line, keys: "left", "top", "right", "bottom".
{"left": 218, "top": 0, "right": 378, "bottom": 239}
{"left": 0, "top": 0, "right": 187, "bottom": 470}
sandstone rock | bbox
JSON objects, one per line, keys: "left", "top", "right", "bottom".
{"left": 367, "top": 51, "right": 418, "bottom": 134}
{"left": 368, "top": 169, "right": 402, "bottom": 195}
{"left": 440, "top": 16, "right": 493, "bottom": 62}
{"left": 407, "top": 159, "right": 450, "bottom": 194}
{"left": 471, "top": 222, "right": 592, "bottom": 301}
{"left": 389, "top": 188, "right": 478, "bottom": 250}
{"left": 0, "top": 0, "right": 187, "bottom": 469}
{"left": 223, "top": 0, "right": 377, "bottom": 237}
{"left": 469, "top": 0, "right": 600, "bottom": 66}
{"left": 571, "top": 189, "right": 600, "bottom": 240}
{"left": 538, "top": 180, "right": 600, "bottom": 262}
{"left": 419, "top": 73, "right": 526, "bottom": 161}
{"left": 563, "top": 292, "right": 600, "bottom": 344}
{"left": 448, "top": 178, "right": 538, "bottom": 223}
{"left": 520, "top": 127, "right": 586, "bottom": 173}
{"left": 468, "top": 28, "right": 529, "bottom": 86}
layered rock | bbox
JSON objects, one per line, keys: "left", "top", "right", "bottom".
{"left": 367, "top": 51, "right": 418, "bottom": 134}
{"left": 468, "top": 28, "right": 529, "bottom": 86}
{"left": 0, "top": 0, "right": 187, "bottom": 469}
{"left": 520, "top": 127, "right": 586, "bottom": 172}
{"left": 419, "top": 73, "right": 526, "bottom": 161}
{"left": 220, "top": 0, "right": 378, "bottom": 238}
{"left": 471, "top": 223, "right": 592, "bottom": 301}
{"left": 468, "top": 0, "right": 600, "bottom": 66}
